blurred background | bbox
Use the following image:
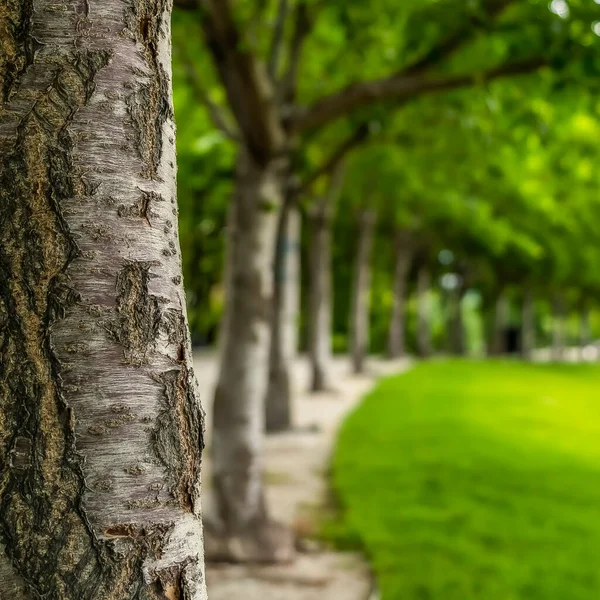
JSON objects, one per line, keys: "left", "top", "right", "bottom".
{"left": 171, "top": 1, "right": 600, "bottom": 598}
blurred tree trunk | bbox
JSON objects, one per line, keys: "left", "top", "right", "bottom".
{"left": 417, "top": 265, "right": 432, "bottom": 358}
{"left": 579, "top": 304, "right": 591, "bottom": 352}
{"left": 490, "top": 291, "right": 508, "bottom": 356}
{"left": 350, "top": 210, "right": 376, "bottom": 373}
{"left": 0, "top": 2, "right": 207, "bottom": 598}
{"left": 448, "top": 283, "right": 467, "bottom": 356}
{"left": 210, "top": 152, "right": 294, "bottom": 561}
{"left": 308, "top": 197, "right": 334, "bottom": 391}
{"left": 195, "top": 2, "right": 294, "bottom": 560}
{"left": 387, "top": 233, "right": 413, "bottom": 359}
{"left": 551, "top": 295, "right": 565, "bottom": 361}
{"left": 265, "top": 204, "right": 301, "bottom": 432}
{"left": 521, "top": 287, "right": 535, "bottom": 361}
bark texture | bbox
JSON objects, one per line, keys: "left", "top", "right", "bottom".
{"left": 0, "top": 2, "right": 207, "bottom": 599}
{"left": 208, "top": 152, "right": 294, "bottom": 562}
{"left": 308, "top": 197, "right": 334, "bottom": 392}
{"left": 521, "top": 288, "right": 535, "bottom": 361}
{"left": 349, "top": 210, "right": 376, "bottom": 374}
{"left": 265, "top": 204, "right": 300, "bottom": 433}
{"left": 387, "top": 234, "right": 412, "bottom": 359}
{"left": 417, "top": 265, "right": 432, "bottom": 358}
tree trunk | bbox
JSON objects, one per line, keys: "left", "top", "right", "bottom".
{"left": 265, "top": 204, "right": 301, "bottom": 432}
{"left": 349, "top": 210, "right": 376, "bottom": 374}
{"left": 308, "top": 197, "right": 334, "bottom": 392}
{"left": 580, "top": 305, "right": 591, "bottom": 347}
{"left": 0, "top": 3, "right": 207, "bottom": 599}
{"left": 387, "top": 235, "right": 412, "bottom": 359}
{"left": 209, "top": 151, "right": 294, "bottom": 562}
{"left": 521, "top": 288, "right": 535, "bottom": 361}
{"left": 576, "top": 305, "right": 591, "bottom": 362}
{"left": 552, "top": 296, "right": 565, "bottom": 361}
{"left": 417, "top": 265, "right": 432, "bottom": 358}
{"left": 448, "top": 284, "right": 467, "bottom": 356}
{"left": 490, "top": 292, "right": 508, "bottom": 356}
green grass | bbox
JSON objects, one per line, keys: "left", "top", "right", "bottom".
{"left": 325, "top": 360, "right": 600, "bottom": 600}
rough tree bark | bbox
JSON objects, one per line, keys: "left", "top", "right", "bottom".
{"left": 521, "top": 287, "right": 535, "bottom": 361}
{"left": 417, "top": 265, "right": 432, "bottom": 358}
{"left": 387, "top": 233, "right": 412, "bottom": 359}
{"left": 0, "top": 2, "right": 207, "bottom": 599}
{"left": 551, "top": 295, "right": 566, "bottom": 362}
{"left": 349, "top": 210, "right": 376, "bottom": 374}
{"left": 265, "top": 203, "right": 300, "bottom": 432}
{"left": 208, "top": 152, "right": 294, "bottom": 562}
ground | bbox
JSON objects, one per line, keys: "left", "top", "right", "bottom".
{"left": 193, "top": 351, "right": 410, "bottom": 600}
{"left": 327, "top": 360, "right": 600, "bottom": 600}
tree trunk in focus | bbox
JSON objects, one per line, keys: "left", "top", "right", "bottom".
{"left": 0, "top": 2, "right": 207, "bottom": 598}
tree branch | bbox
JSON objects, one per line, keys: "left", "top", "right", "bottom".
{"left": 268, "top": 0, "right": 290, "bottom": 81}
{"left": 174, "top": 0, "right": 198, "bottom": 9}
{"left": 294, "top": 123, "right": 369, "bottom": 197}
{"left": 201, "top": 0, "right": 284, "bottom": 163}
{"left": 280, "top": 1, "right": 312, "bottom": 104}
{"left": 176, "top": 38, "right": 240, "bottom": 140}
{"left": 404, "top": 0, "right": 517, "bottom": 75}
{"left": 290, "top": 57, "right": 546, "bottom": 133}
{"left": 325, "top": 157, "right": 347, "bottom": 207}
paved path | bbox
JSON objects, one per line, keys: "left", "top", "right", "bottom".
{"left": 192, "top": 352, "right": 411, "bottom": 600}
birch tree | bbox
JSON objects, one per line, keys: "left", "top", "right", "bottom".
{"left": 0, "top": 1, "right": 207, "bottom": 597}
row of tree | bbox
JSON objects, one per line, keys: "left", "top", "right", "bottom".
{"left": 172, "top": 0, "right": 600, "bottom": 564}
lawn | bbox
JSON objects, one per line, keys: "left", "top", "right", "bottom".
{"left": 325, "top": 360, "right": 600, "bottom": 600}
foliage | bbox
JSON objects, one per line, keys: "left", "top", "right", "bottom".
{"left": 172, "top": 0, "right": 600, "bottom": 344}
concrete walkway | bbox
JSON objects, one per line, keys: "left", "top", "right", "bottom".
{"left": 192, "top": 352, "right": 411, "bottom": 600}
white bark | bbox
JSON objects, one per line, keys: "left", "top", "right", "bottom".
{"left": 0, "top": 1, "right": 207, "bottom": 597}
